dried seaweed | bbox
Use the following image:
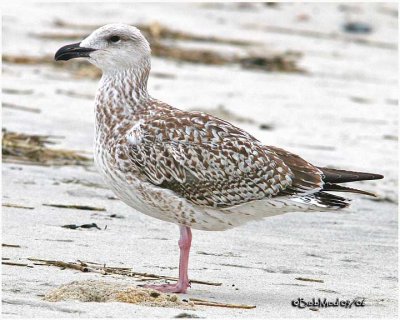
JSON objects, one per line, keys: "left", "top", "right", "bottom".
{"left": 2, "top": 203, "right": 34, "bottom": 210}
{"left": 151, "top": 42, "right": 231, "bottom": 65}
{"left": 244, "top": 23, "right": 396, "bottom": 50}
{"left": 2, "top": 88, "right": 34, "bottom": 95}
{"left": 6, "top": 20, "right": 304, "bottom": 75}
{"left": 60, "top": 178, "right": 107, "bottom": 189}
{"left": 61, "top": 223, "right": 102, "bottom": 230}
{"left": 2, "top": 243, "right": 21, "bottom": 248}
{"left": 3, "top": 48, "right": 303, "bottom": 75}
{"left": 295, "top": 277, "right": 324, "bottom": 283}
{"left": 239, "top": 51, "right": 302, "bottom": 73}
{"left": 55, "top": 89, "right": 93, "bottom": 99}
{"left": 3, "top": 54, "right": 177, "bottom": 79}
{"left": 3, "top": 102, "right": 41, "bottom": 113}
{"left": 2, "top": 261, "right": 30, "bottom": 267}
{"left": 174, "top": 313, "right": 202, "bottom": 318}
{"left": 27, "top": 258, "right": 222, "bottom": 287}
{"left": 44, "top": 203, "right": 106, "bottom": 211}
{"left": 189, "top": 298, "right": 256, "bottom": 309}
{"left": 2, "top": 55, "right": 51, "bottom": 65}
{"left": 51, "top": 20, "right": 259, "bottom": 47}
{"left": 369, "top": 196, "right": 397, "bottom": 204}
{"left": 109, "top": 214, "right": 125, "bottom": 219}
{"left": 31, "top": 259, "right": 255, "bottom": 309}
{"left": 2, "top": 129, "right": 91, "bottom": 166}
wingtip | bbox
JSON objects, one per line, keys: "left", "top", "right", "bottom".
{"left": 318, "top": 167, "right": 385, "bottom": 183}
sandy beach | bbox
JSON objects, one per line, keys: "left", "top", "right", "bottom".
{"left": 2, "top": 2, "right": 398, "bottom": 318}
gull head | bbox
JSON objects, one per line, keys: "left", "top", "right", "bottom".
{"left": 55, "top": 24, "right": 151, "bottom": 74}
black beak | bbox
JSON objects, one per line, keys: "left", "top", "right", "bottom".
{"left": 54, "top": 42, "right": 96, "bottom": 61}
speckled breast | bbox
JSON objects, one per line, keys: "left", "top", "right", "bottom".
{"left": 93, "top": 124, "right": 196, "bottom": 227}
{"left": 94, "top": 126, "right": 147, "bottom": 212}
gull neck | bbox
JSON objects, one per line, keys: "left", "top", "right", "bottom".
{"left": 99, "top": 62, "right": 151, "bottom": 107}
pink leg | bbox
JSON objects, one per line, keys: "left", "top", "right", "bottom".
{"left": 144, "top": 225, "right": 192, "bottom": 293}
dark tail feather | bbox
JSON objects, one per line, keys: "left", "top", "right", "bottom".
{"left": 318, "top": 167, "right": 384, "bottom": 184}
{"left": 323, "top": 183, "right": 377, "bottom": 197}
{"left": 313, "top": 192, "right": 350, "bottom": 208}
{"left": 318, "top": 167, "right": 383, "bottom": 198}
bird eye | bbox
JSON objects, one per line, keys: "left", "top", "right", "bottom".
{"left": 109, "top": 36, "right": 121, "bottom": 43}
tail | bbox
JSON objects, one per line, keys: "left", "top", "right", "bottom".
{"left": 318, "top": 167, "right": 384, "bottom": 197}
{"left": 293, "top": 191, "right": 350, "bottom": 209}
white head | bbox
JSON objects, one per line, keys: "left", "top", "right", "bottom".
{"left": 55, "top": 24, "right": 151, "bottom": 75}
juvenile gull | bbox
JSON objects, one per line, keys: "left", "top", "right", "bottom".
{"left": 55, "top": 24, "right": 383, "bottom": 293}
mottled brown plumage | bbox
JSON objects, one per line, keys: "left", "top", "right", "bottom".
{"left": 127, "top": 108, "right": 298, "bottom": 208}
{"left": 55, "top": 24, "right": 383, "bottom": 293}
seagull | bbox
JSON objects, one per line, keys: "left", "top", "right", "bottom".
{"left": 55, "top": 24, "right": 383, "bottom": 293}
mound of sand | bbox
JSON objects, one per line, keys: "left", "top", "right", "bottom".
{"left": 44, "top": 280, "right": 194, "bottom": 309}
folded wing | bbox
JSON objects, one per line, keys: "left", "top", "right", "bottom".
{"left": 123, "top": 109, "right": 324, "bottom": 208}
